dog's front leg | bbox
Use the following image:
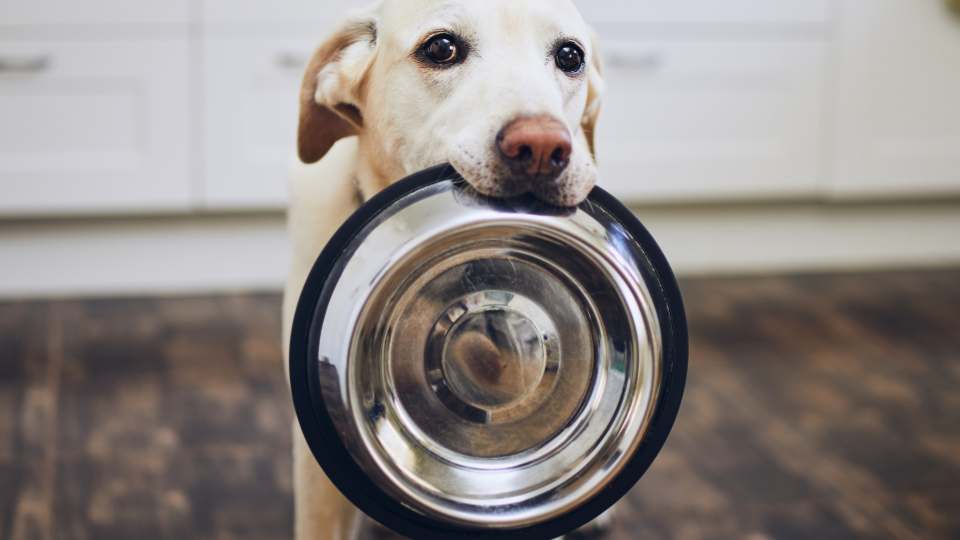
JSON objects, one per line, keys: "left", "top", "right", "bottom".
{"left": 284, "top": 144, "right": 368, "bottom": 540}
{"left": 293, "top": 424, "right": 362, "bottom": 540}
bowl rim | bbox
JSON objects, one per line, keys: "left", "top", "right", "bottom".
{"left": 289, "top": 163, "right": 688, "bottom": 540}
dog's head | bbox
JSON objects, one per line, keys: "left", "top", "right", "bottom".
{"left": 297, "top": 0, "right": 603, "bottom": 207}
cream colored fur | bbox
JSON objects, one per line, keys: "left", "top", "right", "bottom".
{"left": 283, "top": 1, "right": 604, "bottom": 538}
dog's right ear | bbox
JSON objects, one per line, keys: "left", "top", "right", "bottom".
{"left": 298, "top": 15, "right": 379, "bottom": 164}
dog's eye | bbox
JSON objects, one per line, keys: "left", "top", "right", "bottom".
{"left": 555, "top": 42, "right": 585, "bottom": 74}
{"left": 422, "top": 34, "right": 461, "bottom": 65}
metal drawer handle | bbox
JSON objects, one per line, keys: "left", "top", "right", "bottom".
{"left": 275, "top": 52, "right": 307, "bottom": 70}
{"left": 605, "top": 50, "right": 663, "bottom": 71}
{"left": 0, "top": 55, "right": 50, "bottom": 74}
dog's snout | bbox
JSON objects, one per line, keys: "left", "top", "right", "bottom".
{"left": 497, "top": 115, "right": 572, "bottom": 180}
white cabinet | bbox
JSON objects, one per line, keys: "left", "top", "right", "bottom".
{"left": 202, "top": 36, "right": 315, "bottom": 209}
{"left": 0, "top": 0, "right": 190, "bottom": 26}
{"left": 0, "top": 0, "right": 957, "bottom": 217}
{"left": 0, "top": 39, "right": 192, "bottom": 215}
{"left": 597, "top": 40, "right": 827, "bottom": 202}
{"left": 831, "top": 0, "right": 960, "bottom": 198}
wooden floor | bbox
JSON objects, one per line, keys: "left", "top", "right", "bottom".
{"left": 1, "top": 269, "right": 958, "bottom": 540}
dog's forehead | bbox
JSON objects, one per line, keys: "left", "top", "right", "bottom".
{"left": 377, "top": 0, "right": 588, "bottom": 46}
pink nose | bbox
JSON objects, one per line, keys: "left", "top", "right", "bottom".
{"left": 497, "top": 115, "right": 573, "bottom": 180}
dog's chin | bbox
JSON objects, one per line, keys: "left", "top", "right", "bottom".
{"left": 464, "top": 172, "right": 593, "bottom": 208}
{"left": 529, "top": 175, "right": 595, "bottom": 208}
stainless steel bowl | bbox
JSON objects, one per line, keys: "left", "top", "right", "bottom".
{"left": 290, "top": 164, "right": 687, "bottom": 539}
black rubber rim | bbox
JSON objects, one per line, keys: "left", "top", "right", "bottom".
{"left": 289, "top": 164, "right": 688, "bottom": 540}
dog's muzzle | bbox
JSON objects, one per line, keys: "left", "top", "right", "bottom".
{"left": 289, "top": 164, "right": 687, "bottom": 540}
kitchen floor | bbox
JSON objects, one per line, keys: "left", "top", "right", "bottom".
{"left": 1, "top": 270, "right": 958, "bottom": 540}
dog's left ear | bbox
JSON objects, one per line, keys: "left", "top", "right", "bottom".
{"left": 581, "top": 29, "right": 605, "bottom": 161}
{"left": 298, "top": 14, "right": 379, "bottom": 164}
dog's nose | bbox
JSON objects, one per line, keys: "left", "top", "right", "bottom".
{"left": 497, "top": 115, "right": 572, "bottom": 180}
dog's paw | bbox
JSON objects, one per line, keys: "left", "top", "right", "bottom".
{"left": 355, "top": 515, "right": 404, "bottom": 540}
{"left": 355, "top": 509, "right": 616, "bottom": 539}
{"left": 564, "top": 509, "right": 615, "bottom": 539}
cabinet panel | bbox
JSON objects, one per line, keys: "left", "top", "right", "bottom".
{"left": 831, "top": 0, "right": 960, "bottom": 198}
{"left": 202, "top": 37, "right": 316, "bottom": 209}
{"left": 0, "top": 39, "right": 192, "bottom": 215}
{"left": 0, "top": 0, "right": 190, "bottom": 26}
{"left": 597, "top": 41, "right": 827, "bottom": 202}
{"left": 203, "top": 0, "right": 353, "bottom": 25}
{"left": 577, "top": 0, "right": 830, "bottom": 26}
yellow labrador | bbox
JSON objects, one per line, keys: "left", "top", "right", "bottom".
{"left": 282, "top": 1, "right": 604, "bottom": 538}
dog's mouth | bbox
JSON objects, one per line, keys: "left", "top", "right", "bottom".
{"left": 447, "top": 160, "right": 591, "bottom": 209}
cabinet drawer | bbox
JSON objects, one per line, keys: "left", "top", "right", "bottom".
{"left": 831, "top": 0, "right": 960, "bottom": 198}
{"left": 596, "top": 40, "right": 826, "bottom": 202}
{"left": 0, "top": 0, "right": 190, "bottom": 26}
{"left": 577, "top": 0, "right": 830, "bottom": 26}
{"left": 203, "top": 0, "right": 353, "bottom": 25}
{"left": 202, "top": 37, "right": 316, "bottom": 209}
{"left": 0, "top": 39, "right": 192, "bottom": 216}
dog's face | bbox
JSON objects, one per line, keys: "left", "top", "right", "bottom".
{"left": 298, "top": 0, "right": 603, "bottom": 207}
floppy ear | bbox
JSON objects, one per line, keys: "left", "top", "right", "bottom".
{"left": 581, "top": 29, "right": 605, "bottom": 161}
{"left": 298, "top": 16, "right": 378, "bottom": 164}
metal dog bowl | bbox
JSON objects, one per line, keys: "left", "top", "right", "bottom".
{"left": 290, "top": 164, "right": 687, "bottom": 539}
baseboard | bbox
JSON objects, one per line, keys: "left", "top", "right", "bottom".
{"left": 635, "top": 200, "right": 960, "bottom": 276}
{"left": 0, "top": 214, "right": 289, "bottom": 299}
{"left": 1, "top": 201, "right": 959, "bottom": 299}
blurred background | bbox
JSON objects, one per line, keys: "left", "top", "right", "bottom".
{"left": 1, "top": 1, "right": 958, "bottom": 539}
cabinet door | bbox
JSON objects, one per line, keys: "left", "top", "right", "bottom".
{"left": 202, "top": 36, "right": 316, "bottom": 209}
{"left": 832, "top": 0, "right": 960, "bottom": 198}
{"left": 577, "top": 0, "right": 830, "bottom": 25}
{"left": 0, "top": 39, "right": 192, "bottom": 216}
{"left": 0, "top": 0, "right": 189, "bottom": 25}
{"left": 596, "top": 40, "right": 827, "bottom": 202}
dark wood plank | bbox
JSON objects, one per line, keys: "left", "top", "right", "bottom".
{"left": 0, "top": 270, "right": 957, "bottom": 540}
{"left": 2, "top": 301, "right": 59, "bottom": 540}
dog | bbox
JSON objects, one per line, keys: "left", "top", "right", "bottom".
{"left": 282, "top": 1, "right": 605, "bottom": 538}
